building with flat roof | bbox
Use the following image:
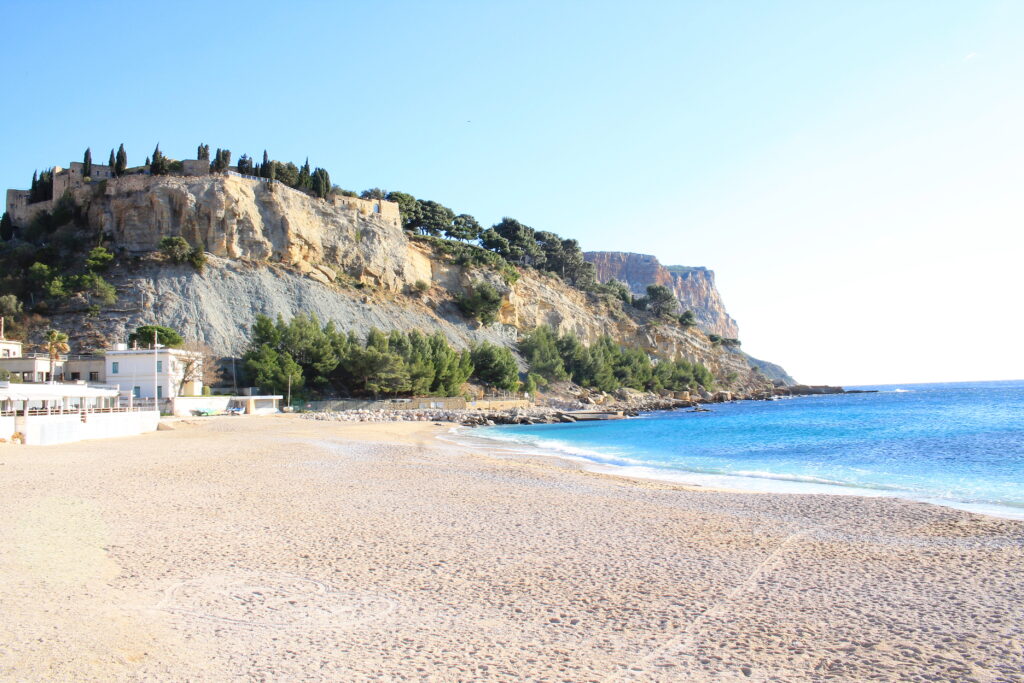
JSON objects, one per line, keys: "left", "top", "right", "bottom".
{"left": 105, "top": 346, "right": 202, "bottom": 400}
{"left": 0, "top": 339, "right": 22, "bottom": 358}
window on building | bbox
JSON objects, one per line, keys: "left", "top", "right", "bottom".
{"left": 89, "top": 371, "right": 99, "bottom": 381}
{"left": 374, "top": 203, "right": 381, "bottom": 213}
{"left": 112, "top": 361, "right": 119, "bottom": 374}
{"left": 157, "top": 360, "right": 163, "bottom": 373}
{"left": 70, "top": 372, "right": 81, "bottom": 381}
{"left": 157, "top": 385, "right": 163, "bottom": 399}
{"left": 132, "top": 386, "right": 141, "bottom": 398}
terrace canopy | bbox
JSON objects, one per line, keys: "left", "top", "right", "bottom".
{"left": 0, "top": 383, "right": 120, "bottom": 414}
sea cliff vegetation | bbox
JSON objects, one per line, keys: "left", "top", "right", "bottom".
{"left": 242, "top": 314, "right": 714, "bottom": 399}
{"left": 0, "top": 142, "right": 766, "bottom": 396}
{"left": 1, "top": 142, "right": 711, "bottom": 338}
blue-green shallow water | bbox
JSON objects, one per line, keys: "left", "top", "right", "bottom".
{"left": 472, "top": 380, "right": 1024, "bottom": 519}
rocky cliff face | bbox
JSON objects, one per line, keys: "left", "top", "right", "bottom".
{"left": 47, "top": 175, "right": 780, "bottom": 393}
{"left": 584, "top": 251, "right": 739, "bottom": 339}
{"left": 84, "top": 175, "right": 428, "bottom": 291}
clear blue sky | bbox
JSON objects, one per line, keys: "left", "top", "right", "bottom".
{"left": 2, "top": 1, "right": 1022, "bottom": 385}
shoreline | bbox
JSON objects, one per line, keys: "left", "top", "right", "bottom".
{"left": 1, "top": 414, "right": 1022, "bottom": 680}
{"left": 450, "top": 421, "right": 1024, "bottom": 522}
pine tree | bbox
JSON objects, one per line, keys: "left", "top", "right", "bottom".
{"left": 150, "top": 144, "right": 168, "bottom": 175}
{"left": 114, "top": 144, "right": 127, "bottom": 176}
{"left": 83, "top": 148, "right": 92, "bottom": 178}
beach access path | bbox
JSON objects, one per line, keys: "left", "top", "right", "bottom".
{"left": 0, "top": 414, "right": 1021, "bottom": 681}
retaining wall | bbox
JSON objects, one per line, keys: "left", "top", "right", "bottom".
{"left": 18, "top": 411, "right": 160, "bottom": 446}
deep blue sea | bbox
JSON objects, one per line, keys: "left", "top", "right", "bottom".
{"left": 472, "top": 380, "right": 1024, "bottom": 519}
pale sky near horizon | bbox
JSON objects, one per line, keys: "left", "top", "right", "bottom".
{"left": 2, "top": 1, "right": 1021, "bottom": 385}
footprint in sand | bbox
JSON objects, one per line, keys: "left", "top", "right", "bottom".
{"left": 157, "top": 573, "right": 396, "bottom": 630}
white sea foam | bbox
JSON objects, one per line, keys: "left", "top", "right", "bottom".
{"left": 453, "top": 424, "right": 1024, "bottom": 521}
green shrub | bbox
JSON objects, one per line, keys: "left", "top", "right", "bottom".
{"left": 188, "top": 244, "right": 207, "bottom": 272}
{"left": 85, "top": 246, "right": 114, "bottom": 273}
{"left": 520, "top": 324, "right": 716, "bottom": 393}
{"left": 457, "top": 281, "right": 503, "bottom": 325}
{"left": 160, "top": 236, "right": 206, "bottom": 272}
{"left": 470, "top": 343, "right": 520, "bottom": 391}
{"left": 159, "top": 236, "right": 192, "bottom": 262}
{"left": 129, "top": 324, "right": 184, "bottom": 348}
{"left": 414, "top": 235, "right": 519, "bottom": 284}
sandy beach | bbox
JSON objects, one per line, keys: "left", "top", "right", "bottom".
{"left": 0, "top": 414, "right": 1022, "bottom": 682}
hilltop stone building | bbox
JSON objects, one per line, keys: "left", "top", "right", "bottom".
{"left": 5, "top": 155, "right": 400, "bottom": 229}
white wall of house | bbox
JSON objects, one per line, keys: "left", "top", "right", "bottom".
{"left": 0, "top": 357, "right": 59, "bottom": 382}
{"left": 105, "top": 349, "right": 202, "bottom": 399}
{"left": 0, "top": 340, "right": 23, "bottom": 358}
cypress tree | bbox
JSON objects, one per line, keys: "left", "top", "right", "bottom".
{"left": 150, "top": 144, "right": 167, "bottom": 175}
{"left": 108, "top": 149, "right": 116, "bottom": 168}
{"left": 261, "top": 150, "right": 270, "bottom": 177}
{"left": 311, "top": 168, "right": 331, "bottom": 199}
{"left": 114, "top": 144, "right": 127, "bottom": 176}
{"left": 83, "top": 148, "right": 92, "bottom": 178}
{"left": 298, "top": 158, "right": 311, "bottom": 189}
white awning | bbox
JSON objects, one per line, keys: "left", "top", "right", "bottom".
{"left": 0, "top": 384, "right": 119, "bottom": 402}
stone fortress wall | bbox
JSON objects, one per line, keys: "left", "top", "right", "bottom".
{"left": 6, "top": 156, "right": 400, "bottom": 230}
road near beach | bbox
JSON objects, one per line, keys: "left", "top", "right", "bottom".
{"left": 1, "top": 415, "right": 1021, "bottom": 681}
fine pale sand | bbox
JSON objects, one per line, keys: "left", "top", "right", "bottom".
{"left": 1, "top": 416, "right": 1022, "bottom": 682}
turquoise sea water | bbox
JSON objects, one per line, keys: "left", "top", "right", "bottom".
{"left": 473, "top": 380, "right": 1024, "bottom": 519}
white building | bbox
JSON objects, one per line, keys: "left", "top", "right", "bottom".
{"left": 105, "top": 345, "right": 202, "bottom": 401}
{"left": 0, "top": 339, "right": 22, "bottom": 358}
{"left": 0, "top": 339, "right": 62, "bottom": 383}
{"left": 0, "top": 381, "right": 159, "bottom": 445}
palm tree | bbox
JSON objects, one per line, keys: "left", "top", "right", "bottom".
{"left": 44, "top": 329, "right": 69, "bottom": 383}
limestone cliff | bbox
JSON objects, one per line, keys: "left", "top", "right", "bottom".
{"left": 583, "top": 251, "right": 739, "bottom": 339}
{"left": 85, "top": 174, "right": 427, "bottom": 291}
{"left": 44, "top": 174, "right": 781, "bottom": 393}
